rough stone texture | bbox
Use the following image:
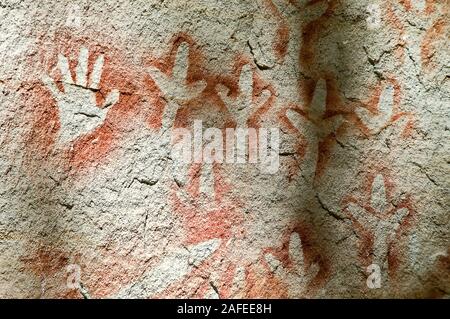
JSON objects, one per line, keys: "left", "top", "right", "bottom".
{"left": 0, "top": 0, "right": 448, "bottom": 298}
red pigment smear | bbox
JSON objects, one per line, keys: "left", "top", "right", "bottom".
{"left": 384, "top": 1, "right": 407, "bottom": 63}
{"left": 360, "top": 78, "right": 401, "bottom": 115}
{"left": 79, "top": 243, "right": 154, "bottom": 298}
{"left": 398, "top": 0, "right": 414, "bottom": 11}
{"left": 421, "top": 18, "right": 447, "bottom": 72}
{"left": 20, "top": 244, "right": 71, "bottom": 277}
{"left": 245, "top": 263, "right": 288, "bottom": 298}
{"left": 399, "top": 0, "right": 437, "bottom": 14}
{"left": 21, "top": 81, "right": 61, "bottom": 161}
{"left": 392, "top": 0, "right": 447, "bottom": 64}
{"left": 315, "top": 134, "right": 337, "bottom": 180}
{"left": 342, "top": 200, "right": 375, "bottom": 268}
{"left": 300, "top": 0, "right": 337, "bottom": 77}
{"left": 387, "top": 193, "right": 416, "bottom": 278}
{"left": 164, "top": 255, "right": 232, "bottom": 298}
{"left": 163, "top": 254, "right": 275, "bottom": 298}
{"left": 24, "top": 240, "right": 159, "bottom": 298}
{"left": 163, "top": 160, "right": 249, "bottom": 297}
{"left": 264, "top": 0, "right": 290, "bottom": 62}
{"left": 19, "top": 241, "right": 146, "bottom": 298}
{"left": 150, "top": 242, "right": 229, "bottom": 298}
{"left": 217, "top": 263, "right": 241, "bottom": 298}
{"left": 250, "top": 64, "right": 277, "bottom": 129}
{"left": 424, "top": 0, "right": 438, "bottom": 15}
{"left": 278, "top": 105, "right": 308, "bottom": 182}
{"left": 397, "top": 0, "right": 446, "bottom": 72}
{"left": 19, "top": 243, "right": 85, "bottom": 298}
{"left": 170, "top": 163, "right": 244, "bottom": 246}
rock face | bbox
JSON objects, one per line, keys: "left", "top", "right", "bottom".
{"left": 0, "top": 0, "right": 448, "bottom": 299}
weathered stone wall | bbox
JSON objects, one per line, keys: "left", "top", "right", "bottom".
{"left": 0, "top": 0, "right": 448, "bottom": 298}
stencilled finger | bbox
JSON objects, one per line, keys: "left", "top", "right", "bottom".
{"left": 378, "top": 84, "right": 394, "bottom": 118}
{"left": 346, "top": 202, "right": 375, "bottom": 226}
{"left": 389, "top": 207, "right": 409, "bottom": 226}
{"left": 173, "top": 42, "right": 190, "bottom": 84}
{"left": 102, "top": 89, "right": 120, "bottom": 108}
{"left": 286, "top": 109, "right": 312, "bottom": 134}
{"left": 199, "top": 163, "right": 215, "bottom": 200}
{"left": 264, "top": 252, "right": 283, "bottom": 275}
{"left": 187, "top": 80, "right": 207, "bottom": 98}
{"left": 412, "top": 0, "right": 426, "bottom": 13}
{"left": 57, "top": 54, "right": 73, "bottom": 85}
{"left": 356, "top": 84, "right": 394, "bottom": 133}
{"left": 371, "top": 174, "right": 389, "bottom": 214}
{"left": 216, "top": 84, "right": 232, "bottom": 107}
{"left": 90, "top": 54, "right": 105, "bottom": 90}
{"left": 175, "top": 185, "right": 192, "bottom": 206}
{"left": 41, "top": 74, "right": 61, "bottom": 100}
{"left": 288, "top": 232, "right": 305, "bottom": 275}
{"left": 231, "top": 265, "right": 246, "bottom": 297}
{"left": 255, "top": 88, "right": 272, "bottom": 110}
{"left": 309, "top": 78, "right": 327, "bottom": 120}
{"left": 76, "top": 47, "right": 89, "bottom": 87}
{"left": 148, "top": 65, "right": 169, "bottom": 95}
{"left": 161, "top": 99, "right": 180, "bottom": 132}
{"left": 304, "top": 262, "right": 320, "bottom": 283}
{"left": 238, "top": 64, "right": 253, "bottom": 110}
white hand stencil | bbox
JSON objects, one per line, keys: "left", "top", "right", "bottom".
{"left": 43, "top": 47, "right": 119, "bottom": 144}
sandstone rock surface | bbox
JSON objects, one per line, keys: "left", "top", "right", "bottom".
{"left": 0, "top": 0, "right": 448, "bottom": 298}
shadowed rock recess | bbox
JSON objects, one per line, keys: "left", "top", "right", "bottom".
{"left": 0, "top": 0, "right": 448, "bottom": 298}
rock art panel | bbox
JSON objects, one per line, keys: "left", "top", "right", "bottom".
{"left": 0, "top": 0, "right": 448, "bottom": 299}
